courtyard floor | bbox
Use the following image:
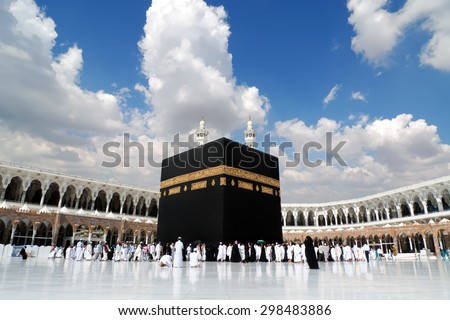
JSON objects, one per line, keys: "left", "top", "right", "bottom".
{"left": 0, "top": 256, "right": 449, "bottom": 300}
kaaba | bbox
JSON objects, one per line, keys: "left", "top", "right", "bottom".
{"left": 157, "top": 137, "right": 283, "bottom": 245}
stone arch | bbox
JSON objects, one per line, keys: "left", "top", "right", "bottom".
{"left": 335, "top": 208, "right": 343, "bottom": 225}
{"left": 412, "top": 195, "right": 424, "bottom": 215}
{"left": 286, "top": 210, "right": 295, "bottom": 226}
{"left": 149, "top": 198, "right": 158, "bottom": 217}
{"left": 412, "top": 232, "right": 425, "bottom": 252}
{"left": 109, "top": 192, "right": 121, "bottom": 213}
{"left": 442, "top": 189, "right": 450, "bottom": 210}
{"left": 4, "top": 176, "right": 23, "bottom": 202}
{"left": 44, "top": 182, "right": 60, "bottom": 207}
{"left": 398, "top": 233, "right": 411, "bottom": 253}
{"left": 34, "top": 221, "right": 53, "bottom": 246}
{"left": 13, "top": 220, "right": 33, "bottom": 245}
{"left": 369, "top": 209, "right": 377, "bottom": 221}
{"left": 439, "top": 229, "right": 450, "bottom": 251}
{"left": 387, "top": 200, "right": 398, "bottom": 219}
{"left": 61, "top": 185, "right": 76, "bottom": 208}
{"left": 348, "top": 207, "right": 357, "bottom": 224}
{"left": 24, "top": 179, "right": 43, "bottom": 205}
{"left": 426, "top": 192, "right": 438, "bottom": 213}
{"left": 358, "top": 206, "right": 367, "bottom": 223}
{"left": 318, "top": 214, "right": 325, "bottom": 226}
{"left": 297, "top": 210, "right": 305, "bottom": 226}
{"left": 326, "top": 210, "right": 335, "bottom": 225}
{"left": 377, "top": 203, "right": 388, "bottom": 220}
{"left": 94, "top": 190, "right": 107, "bottom": 211}
{"left": 64, "top": 224, "right": 73, "bottom": 246}
{"left": 0, "top": 218, "right": 12, "bottom": 245}
{"left": 307, "top": 210, "right": 315, "bottom": 226}
{"left": 106, "top": 227, "right": 119, "bottom": 246}
{"left": 382, "top": 234, "right": 394, "bottom": 253}
{"left": 124, "top": 194, "right": 135, "bottom": 215}
{"left": 399, "top": 198, "right": 411, "bottom": 217}
{"left": 136, "top": 196, "right": 147, "bottom": 216}
{"left": 78, "top": 187, "right": 93, "bottom": 210}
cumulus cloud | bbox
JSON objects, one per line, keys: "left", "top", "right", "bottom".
{"left": 347, "top": 0, "right": 450, "bottom": 71}
{"left": 323, "top": 84, "right": 341, "bottom": 106}
{"left": 0, "top": 0, "right": 271, "bottom": 190}
{"left": 137, "top": 0, "right": 270, "bottom": 139}
{"left": 275, "top": 114, "right": 450, "bottom": 202}
{"left": 351, "top": 91, "right": 367, "bottom": 102}
{"left": 0, "top": 0, "right": 163, "bottom": 188}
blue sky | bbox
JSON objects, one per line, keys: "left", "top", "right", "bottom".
{"left": 1, "top": 0, "right": 450, "bottom": 202}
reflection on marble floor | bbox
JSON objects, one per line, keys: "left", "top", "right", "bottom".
{"left": 0, "top": 257, "right": 449, "bottom": 300}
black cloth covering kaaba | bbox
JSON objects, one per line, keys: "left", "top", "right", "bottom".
{"left": 157, "top": 137, "right": 283, "bottom": 246}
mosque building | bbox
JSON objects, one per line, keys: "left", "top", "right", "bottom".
{"left": 0, "top": 118, "right": 449, "bottom": 257}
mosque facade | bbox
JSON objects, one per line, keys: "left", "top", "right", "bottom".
{"left": 1, "top": 119, "right": 449, "bottom": 256}
{"left": 1, "top": 161, "right": 449, "bottom": 256}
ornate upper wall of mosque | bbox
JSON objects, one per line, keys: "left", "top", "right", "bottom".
{"left": 280, "top": 175, "right": 450, "bottom": 229}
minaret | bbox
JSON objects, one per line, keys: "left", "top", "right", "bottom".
{"left": 195, "top": 116, "right": 209, "bottom": 146}
{"left": 244, "top": 116, "right": 256, "bottom": 148}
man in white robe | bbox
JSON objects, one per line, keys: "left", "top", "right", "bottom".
{"left": 159, "top": 254, "right": 172, "bottom": 268}
{"left": 173, "top": 237, "right": 184, "bottom": 268}
{"left": 217, "top": 242, "right": 225, "bottom": 262}
{"left": 293, "top": 243, "right": 302, "bottom": 263}
{"left": 189, "top": 249, "right": 200, "bottom": 268}
{"left": 155, "top": 242, "right": 161, "bottom": 260}
{"left": 75, "top": 241, "right": 84, "bottom": 261}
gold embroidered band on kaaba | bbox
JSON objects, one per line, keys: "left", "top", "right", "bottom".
{"left": 160, "top": 165, "right": 280, "bottom": 189}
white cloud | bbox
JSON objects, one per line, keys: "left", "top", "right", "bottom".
{"left": 0, "top": 0, "right": 270, "bottom": 190}
{"left": 137, "top": 0, "right": 270, "bottom": 139}
{"left": 347, "top": 0, "right": 450, "bottom": 71}
{"left": 275, "top": 114, "right": 450, "bottom": 202}
{"left": 323, "top": 84, "right": 341, "bottom": 105}
{"left": 351, "top": 91, "right": 367, "bottom": 102}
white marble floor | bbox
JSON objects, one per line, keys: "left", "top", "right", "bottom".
{"left": 0, "top": 257, "right": 449, "bottom": 300}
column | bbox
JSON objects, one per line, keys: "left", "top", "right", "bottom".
{"left": 421, "top": 201, "right": 429, "bottom": 214}
{"left": 105, "top": 195, "right": 112, "bottom": 213}
{"left": 0, "top": 188, "right": 6, "bottom": 201}
{"left": 432, "top": 233, "right": 441, "bottom": 257}
{"left": 436, "top": 198, "right": 444, "bottom": 212}
{"left": 31, "top": 228, "right": 37, "bottom": 246}
{"left": 375, "top": 209, "right": 380, "bottom": 221}
{"left": 423, "top": 233, "right": 428, "bottom": 250}
{"left": 396, "top": 205, "right": 402, "bottom": 218}
{"left": 293, "top": 210, "right": 298, "bottom": 226}
{"left": 355, "top": 208, "right": 360, "bottom": 223}
{"left": 398, "top": 238, "right": 402, "bottom": 253}
{"left": 9, "top": 225, "right": 16, "bottom": 245}
{"left": 20, "top": 191, "right": 26, "bottom": 203}
{"left": 120, "top": 202, "right": 125, "bottom": 215}
{"left": 57, "top": 187, "right": 65, "bottom": 209}
{"left": 408, "top": 237, "right": 413, "bottom": 252}
{"left": 332, "top": 209, "right": 337, "bottom": 225}
{"left": 379, "top": 239, "right": 383, "bottom": 254}
{"left": 40, "top": 188, "right": 49, "bottom": 206}
{"left": 343, "top": 208, "right": 349, "bottom": 224}
{"left": 408, "top": 202, "right": 415, "bottom": 216}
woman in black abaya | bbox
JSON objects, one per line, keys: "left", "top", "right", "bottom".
{"left": 304, "top": 236, "right": 319, "bottom": 269}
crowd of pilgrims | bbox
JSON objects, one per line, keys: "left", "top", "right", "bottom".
{"left": 46, "top": 236, "right": 383, "bottom": 269}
